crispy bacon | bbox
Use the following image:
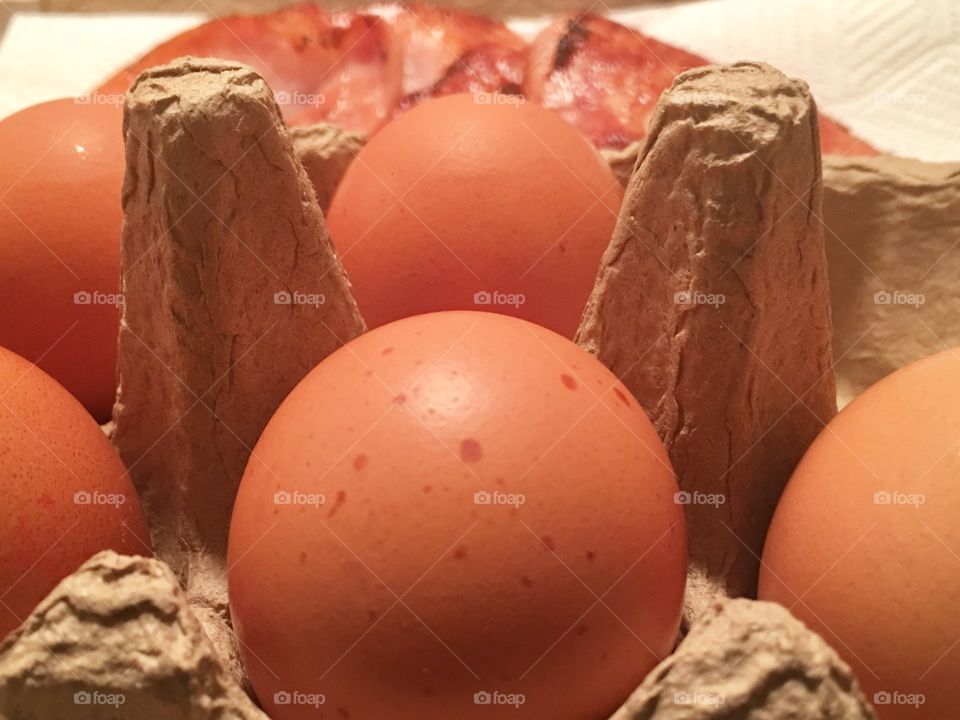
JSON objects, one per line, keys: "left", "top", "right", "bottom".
{"left": 818, "top": 115, "right": 879, "bottom": 156}
{"left": 365, "top": 3, "right": 526, "bottom": 96}
{"left": 396, "top": 43, "right": 526, "bottom": 113}
{"left": 525, "top": 12, "right": 878, "bottom": 156}
{"left": 97, "top": 3, "right": 877, "bottom": 156}
{"left": 98, "top": 5, "right": 403, "bottom": 135}
{"left": 98, "top": 2, "right": 524, "bottom": 135}
{"left": 525, "top": 13, "right": 704, "bottom": 150}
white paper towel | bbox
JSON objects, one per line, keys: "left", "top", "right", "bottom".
{"left": 610, "top": 0, "right": 960, "bottom": 163}
{"left": 0, "top": 0, "right": 957, "bottom": 161}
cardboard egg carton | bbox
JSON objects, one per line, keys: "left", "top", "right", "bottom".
{"left": 1, "top": 44, "right": 958, "bottom": 719}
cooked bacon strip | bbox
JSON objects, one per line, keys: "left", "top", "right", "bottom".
{"left": 98, "top": 3, "right": 876, "bottom": 155}
{"left": 365, "top": 3, "right": 526, "bottom": 96}
{"left": 98, "top": 5, "right": 404, "bottom": 135}
{"left": 818, "top": 115, "right": 879, "bottom": 156}
{"left": 396, "top": 43, "right": 526, "bottom": 113}
{"left": 98, "top": 2, "right": 525, "bottom": 134}
{"left": 525, "top": 12, "right": 878, "bottom": 156}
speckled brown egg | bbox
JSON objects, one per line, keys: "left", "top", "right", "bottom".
{"left": 228, "top": 311, "right": 686, "bottom": 720}
{"left": 0, "top": 345, "right": 149, "bottom": 641}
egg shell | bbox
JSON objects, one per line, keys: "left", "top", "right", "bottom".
{"left": 0, "top": 345, "right": 150, "bottom": 641}
{"left": 0, "top": 99, "right": 124, "bottom": 422}
{"left": 326, "top": 93, "right": 624, "bottom": 337}
{"left": 228, "top": 311, "right": 686, "bottom": 720}
{"left": 759, "top": 347, "right": 960, "bottom": 719}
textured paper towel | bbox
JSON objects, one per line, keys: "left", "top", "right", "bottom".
{"left": 609, "top": 0, "right": 960, "bottom": 162}
{"left": 0, "top": 1, "right": 957, "bottom": 161}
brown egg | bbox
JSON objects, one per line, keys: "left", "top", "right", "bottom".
{"left": 0, "top": 99, "right": 125, "bottom": 422}
{"left": 759, "top": 348, "right": 960, "bottom": 719}
{"left": 326, "top": 93, "right": 624, "bottom": 337}
{"left": 228, "top": 311, "right": 686, "bottom": 720}
{"left": 0, "top": 346, "right": 150, "bottom": 640}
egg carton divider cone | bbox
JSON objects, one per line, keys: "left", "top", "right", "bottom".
{"left": 113, "top": 56, "right": 367, "bottom": 681}
{"left": 576, "top": 61, "right": 837, "bottom": 626}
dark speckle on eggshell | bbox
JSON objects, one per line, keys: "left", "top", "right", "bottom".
{"left": 460, "top": 438, "right": 483, "bottom": 463}
{"left": 328, "top": 490, "right": 347, "bottom": 518}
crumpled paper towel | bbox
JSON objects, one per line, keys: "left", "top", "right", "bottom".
{"left": 0, "top": 0, "right": 957, "bottom": 161}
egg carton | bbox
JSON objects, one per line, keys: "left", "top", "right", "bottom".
{"left": 0, "top": 53, "right": 957, "bottom": 720}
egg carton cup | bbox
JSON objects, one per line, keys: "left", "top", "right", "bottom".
{"left": 0, "top": 53, "right": 957, "bottom": 719}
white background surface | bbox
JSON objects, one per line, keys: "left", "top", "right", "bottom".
{"left": 0, "top": 0, "right": 958, "bottom": 161}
